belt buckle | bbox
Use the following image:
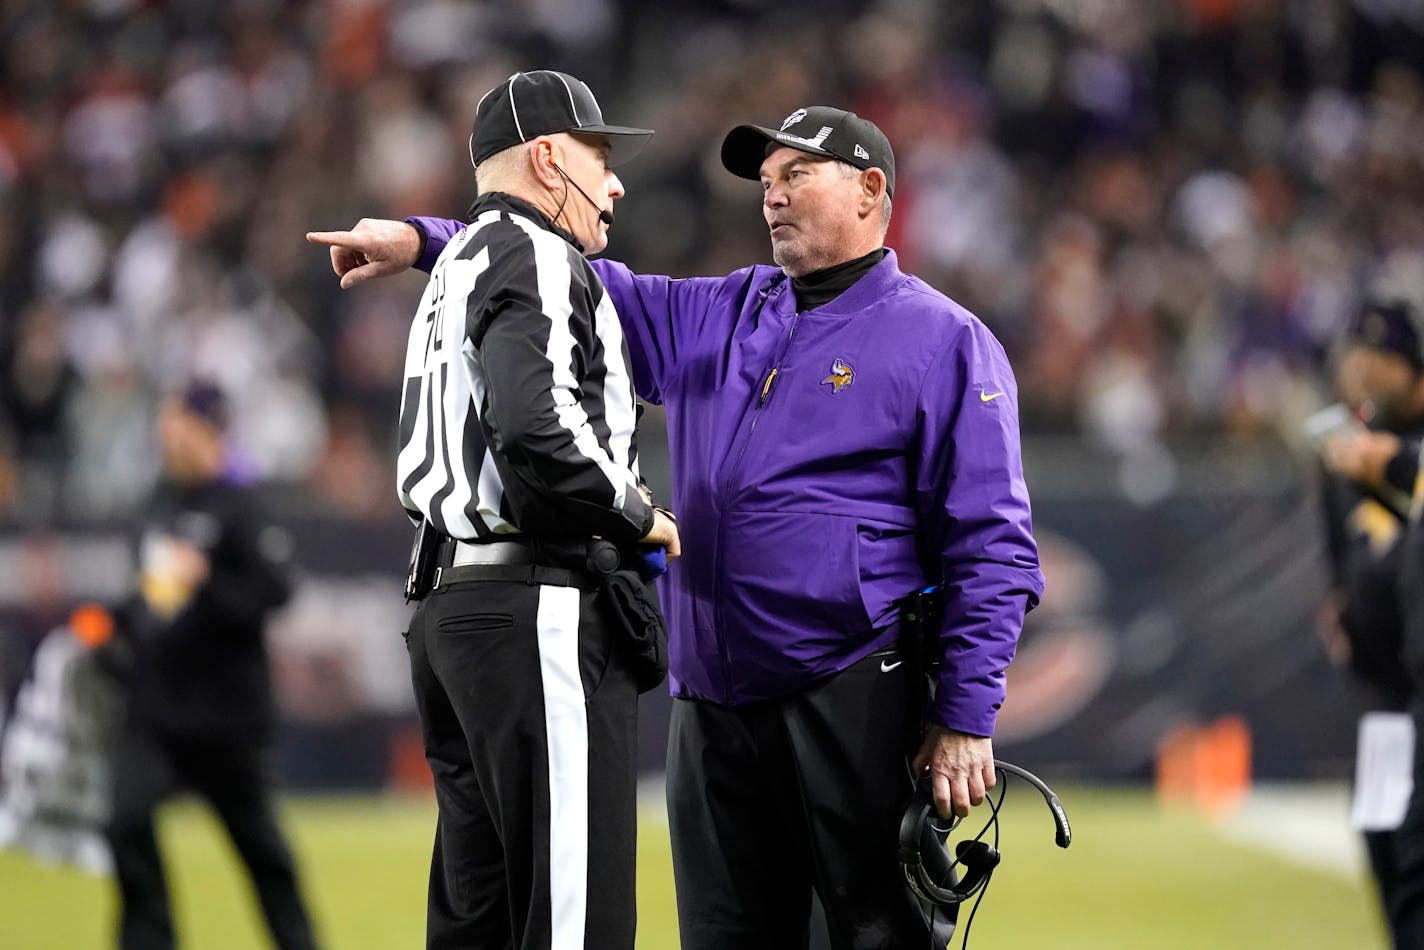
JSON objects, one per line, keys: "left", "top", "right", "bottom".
{"left": 433, "top": 567, "right": 443, "bottom": 589}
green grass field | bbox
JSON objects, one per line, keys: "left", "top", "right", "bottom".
{"left": 1, "top": 784, "right": 1386, "bottom": 949}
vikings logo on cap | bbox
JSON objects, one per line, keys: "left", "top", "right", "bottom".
{"left": 780, "top": 109, "right": 808, "bottom": 131}
{"left": 822, "top": 358, "right": 855, "bottom": 394}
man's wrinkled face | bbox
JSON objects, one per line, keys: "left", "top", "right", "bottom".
{"left": 560, "top": 132, "right": 622, "bottom": 254}
{"left": 759, "top": 146, "right": 865, "bottom": 277}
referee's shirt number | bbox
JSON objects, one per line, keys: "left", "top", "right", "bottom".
{"left": 422, "top": 267, "right": 447, "bottom": 355}
{"left": 416, "top": 246, "right": 490, "bottom": 371}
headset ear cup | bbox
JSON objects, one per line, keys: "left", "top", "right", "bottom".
{"left": 955, "top": 839, "right": 1002, "bottom": 871}
{"left": 951, "top": 840, "right": 1000, "bottom": 898}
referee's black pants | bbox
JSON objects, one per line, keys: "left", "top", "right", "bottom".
{"left": 104, "top": 723, "right": 318, "bottom": 950}
{"left": 666, "top": 649, "right": 927, "bottom": 950}
{"left": 1382, "top": 696, "right": 1424, "bottom": 948}
{"left": 405, "top": 571, "right": 639, "bottom": 950}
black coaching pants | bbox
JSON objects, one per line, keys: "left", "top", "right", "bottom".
{"left": 666, "top": 649, "right": 928, "bottom": 950}
{"left": 405, "top": 571, "right": 639, "bottom": 950}
{"left": 105, "top": 723, "right": 318, "bottom": 950}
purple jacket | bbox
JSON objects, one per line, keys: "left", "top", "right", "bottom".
{"left": 411, "top": 217, "right": 1042, "bottom": 736}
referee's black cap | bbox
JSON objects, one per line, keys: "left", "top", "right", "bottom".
{"left": 720, "top": 106, "right": 896, "bottom": 198}
{"left": 468, "top": 70, "right": 653, "bottom": 167}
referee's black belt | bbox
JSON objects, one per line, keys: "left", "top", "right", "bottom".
{"left": 433, "top": 537, "right": 617, "bottom": 591}
{"left": 452, "top": 539, "right": 534, "bottom": 566}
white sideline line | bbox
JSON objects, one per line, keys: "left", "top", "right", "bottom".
{"left": 637, "top": 774, "right": 667, "bottom": 823}
{"left": 1219, "top": 783, "right": 1367, "bottom": 879}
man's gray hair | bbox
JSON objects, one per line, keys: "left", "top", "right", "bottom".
{"left": 475, "top": 143, "right": 529, "bottom": 194}
{"left": 835, "top": 160, "right": 892, "bottom": 233}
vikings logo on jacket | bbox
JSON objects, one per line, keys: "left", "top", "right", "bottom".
{"left": 821, "top": 358, "right": 854, "bottom": 394}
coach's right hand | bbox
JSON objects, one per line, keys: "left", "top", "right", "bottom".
{"left": 306, "top": 218, "right": 422, "bottom": 289}
{"left": 641, "top": 508, "right": 681, "bottom": 560}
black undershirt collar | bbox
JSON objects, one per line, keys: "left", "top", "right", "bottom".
{"left": 791, "top": 247, "right": 888, "bottom": 311}
{"left": 468, "top": 191, "right": 584, "bottom": 253}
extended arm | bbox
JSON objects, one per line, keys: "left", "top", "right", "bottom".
{"left": 309, "top": 215, "right": 729, "bottom": 405}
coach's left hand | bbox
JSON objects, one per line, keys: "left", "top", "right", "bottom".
{"left": 307, "top": 218, "right": 423, "bottom": 289}
{"left": 912, "top": 726, "right": 995, "bottom": 819}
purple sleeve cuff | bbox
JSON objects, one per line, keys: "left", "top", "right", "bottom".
{"left": 405, "top": 216, "right": 464, "bottom": 273}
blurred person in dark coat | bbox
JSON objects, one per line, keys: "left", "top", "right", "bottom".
{"left": 102, "top": 381, "right": 319, "bottom": 950}
{"left": 1321, "top": 295, "right": 1424, "bottom": 949}
{"left": 1318, "top": 297, "right": 1424, "bottom": 697}
{"left": 0, "top": 300, "right": 81, "bottom": 520}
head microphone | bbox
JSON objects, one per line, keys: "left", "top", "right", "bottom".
{"left": 553, "top": 163, "right": 614, "bottom": 226}
{"left": 993, "top": 760, "right": 1072, "bottom": 848}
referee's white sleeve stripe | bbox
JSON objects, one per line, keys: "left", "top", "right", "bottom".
{"left": 593, "top": 291, "right": 637, "bottom": 476}
{"left": 514, "top": 218, "right": 631, "bottom": 509}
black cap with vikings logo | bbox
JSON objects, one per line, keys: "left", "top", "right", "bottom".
{"left": 467, "top": 70, "right": 654, "bottom": 167}
{"left": 720, "top": 106, "right": 896, "bottom": 198}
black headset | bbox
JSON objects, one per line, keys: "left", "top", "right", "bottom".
{"left": 898, "top": 759, "right": 1071, "bottom": 908}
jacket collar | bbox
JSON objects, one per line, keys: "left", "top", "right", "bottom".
{"left": 468, "top": 191, "right": 584, "bottom": 253}
{"left": 772, "top": 247, "right": 905, "bottom": 317}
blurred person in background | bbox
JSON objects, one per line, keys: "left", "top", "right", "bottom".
{"left": 102, "top": 381, "right": 318, "bottom": 950}
{"left": 362, "top": 70, "right": 677, "bottom": 950}
{"left": 0, "top": 300, "right": 81, "bottom": 522}
{"left": 0, "top": 603, "right": 122, "bottom": 876}
{"left": 311, "top": 103, "right": 1041, "bottom": 950}
{"left": 1315, "top": 294, "right": 1424, "bottom": 947}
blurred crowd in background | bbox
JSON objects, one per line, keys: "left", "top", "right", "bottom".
{"left": 2, "top": 0, "right": 1423, "bottom": 527}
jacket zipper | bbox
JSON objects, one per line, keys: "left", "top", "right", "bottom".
{"left": 712, "top": 281, "right": 801, "bottom": 699}
{"left": 722, "top": 306, "right": 803, "bottom": 496}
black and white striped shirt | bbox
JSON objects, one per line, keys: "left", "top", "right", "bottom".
{"left": 397, "top": 192, "right": 652, "bottom": 544}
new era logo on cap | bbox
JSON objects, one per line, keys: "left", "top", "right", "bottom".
{"left": 468, "top": 70, "right": 653, "bottom": 167}
{"left": 720, "top": 106, "right": 896, "bottom": 197}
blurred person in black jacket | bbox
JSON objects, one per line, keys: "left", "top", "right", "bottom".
{"left": 1320, "top": 295, "right": 1424, "bottom": 949}
{"left": 1319, "top": 297, "right": 1424, "bottom": 700}
{"left": 102, "top": 381, "right": 318, "bottom": 950}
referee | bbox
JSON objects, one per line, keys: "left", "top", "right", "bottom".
{"left": 392, "top": 71, "right": 678, "bottom": 949}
